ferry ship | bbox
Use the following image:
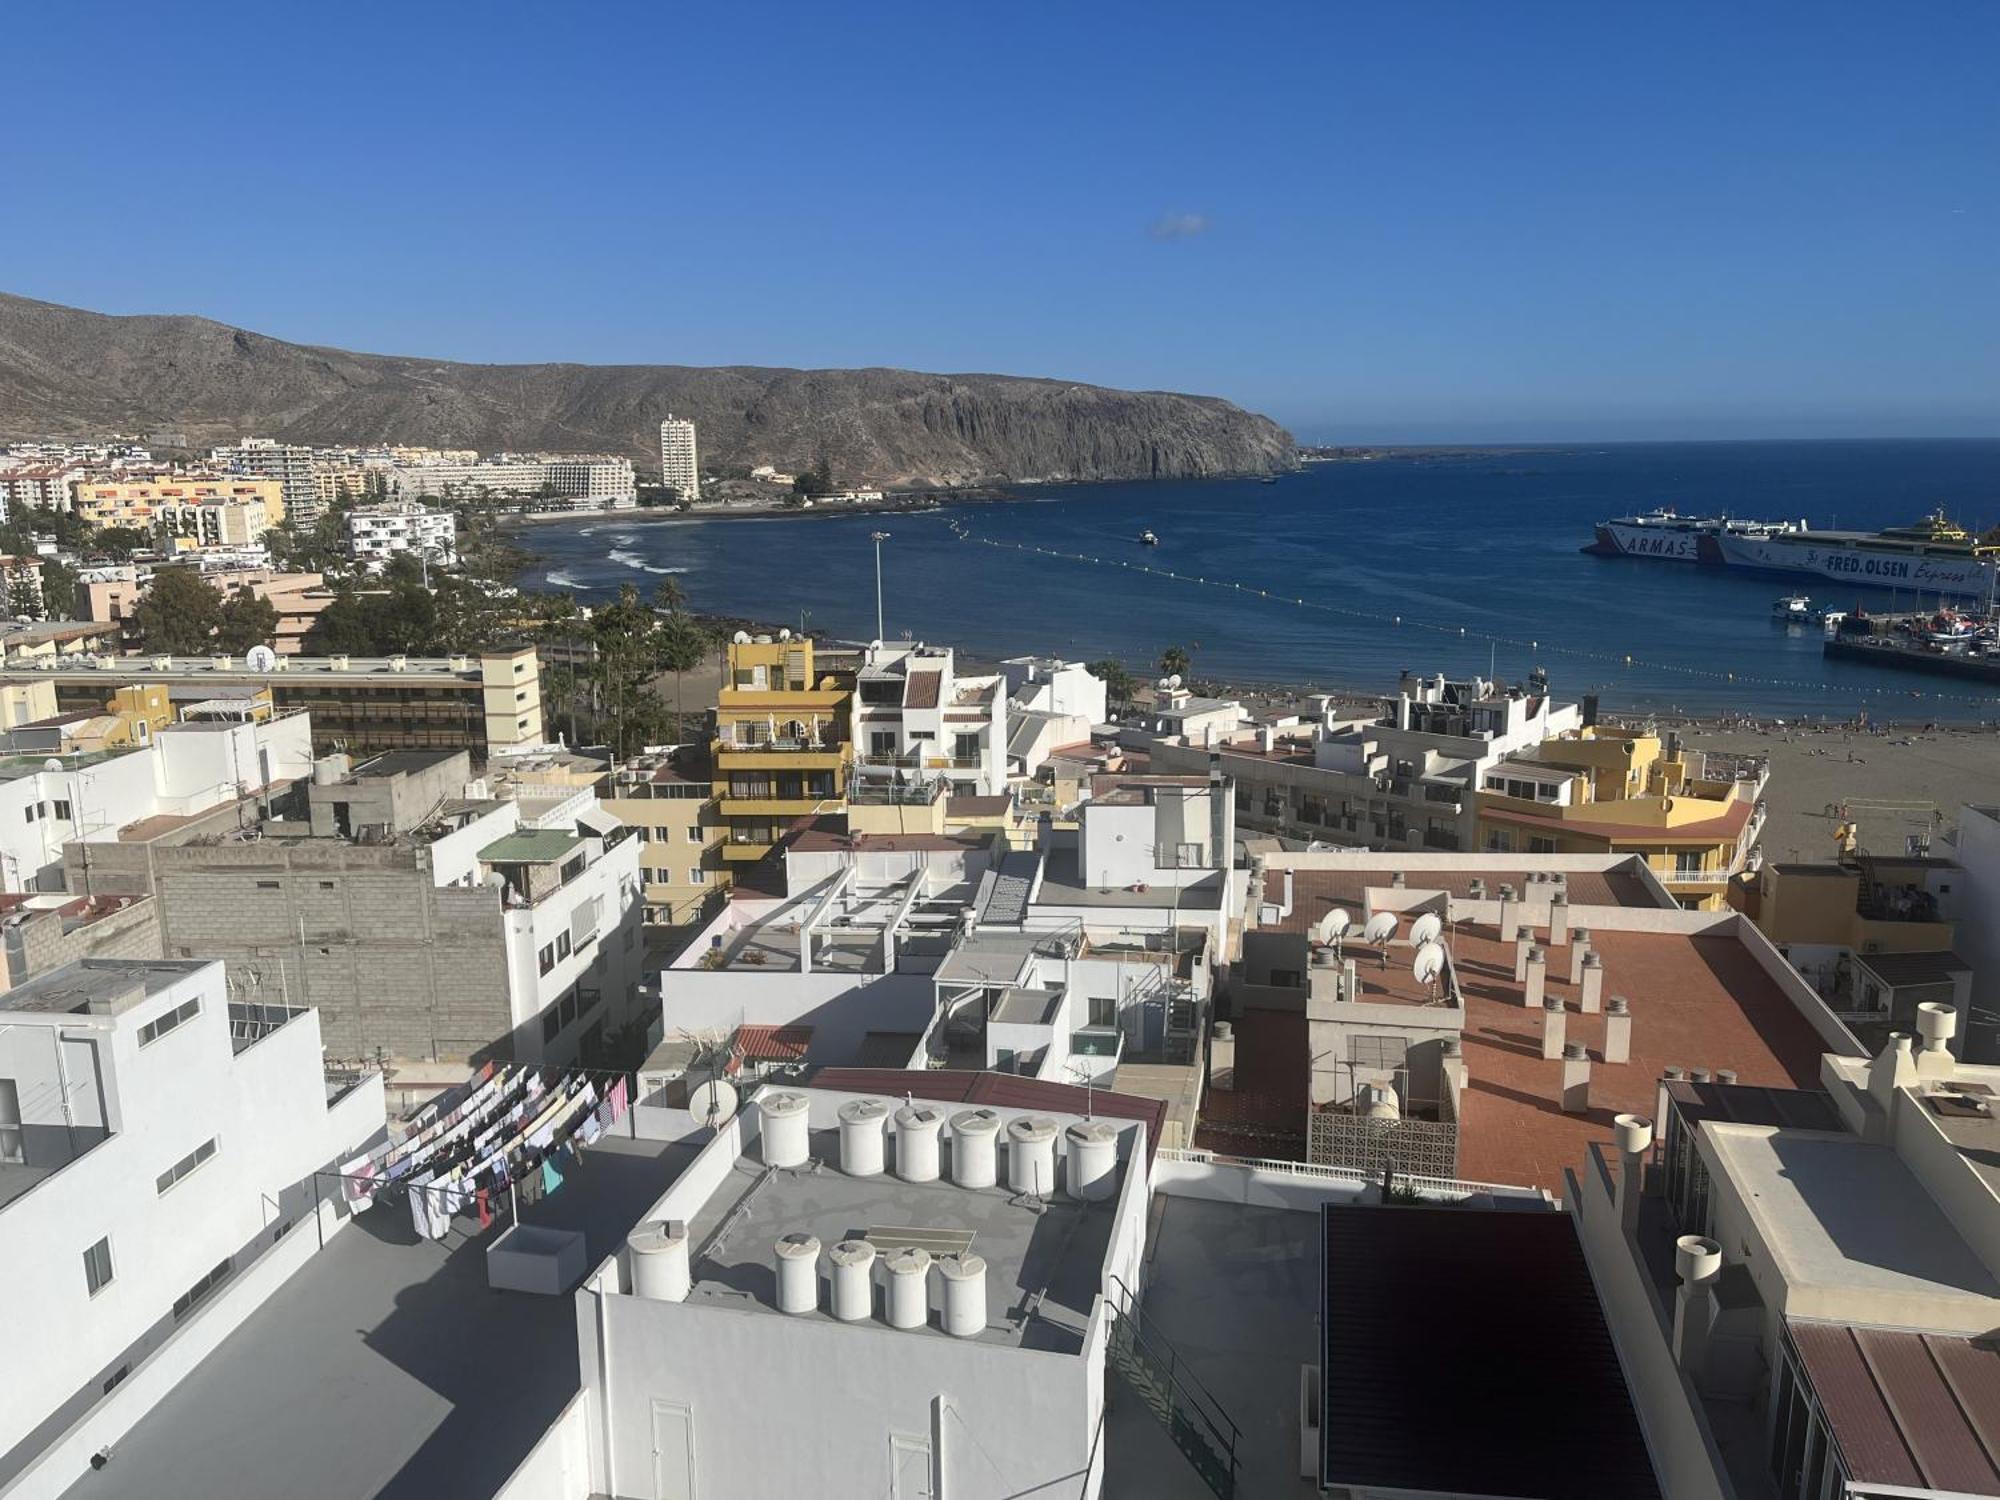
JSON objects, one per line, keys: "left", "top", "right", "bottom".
{"left": 1712, "top": 510, "right": 2000, "bottom": 600}
{"left": 1581, "top": 507, "right": 1803, "bottom": 563}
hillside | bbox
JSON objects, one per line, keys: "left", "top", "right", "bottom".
{"left": 0, "top": 293, "right": 1294, "bottom": 487}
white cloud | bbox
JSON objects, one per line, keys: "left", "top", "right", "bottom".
{"left": 1148, "top": 212, "right": 1212, "bottom": 241}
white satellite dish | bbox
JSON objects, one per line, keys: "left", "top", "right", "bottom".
{"left": 1311, "top": 907, "right": 1351, "bottom": 945}
{"left": 732, "top": 629, "right": 752, "bottom": 645}
{"left": 1410, "top": 911, "right": 1443, "bottom": 947}
{"left": 1363, "top": 911, "right": 1399, "bottom": 944}
{"left": 42, "top": 758, "right": 63, "bottom": 775}
{"left": 687, "top": 1078, "right": 739, "bottom": 1132}
{"left": 1412, "top": 940, "right": 1447, "bottom": 989}
{"left": 245, "top": 644, "right": 278, "bottom": 673}
{"left": 1168, "top": 673, "right": 1183, "bottom": 689}
{"left": 778, "top": 627, "right": 792, "bottom": 641}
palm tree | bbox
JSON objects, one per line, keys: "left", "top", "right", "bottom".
{"left": 1158, "top": 644, "right": 1192, "bottom": 679}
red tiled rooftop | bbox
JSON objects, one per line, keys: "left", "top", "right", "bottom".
{"left": 1265, "top": 863, "right": 1665, "bottom": 920}
{"left": 732, "top": 1024, "right": 813, "bottom": 1064}
{"left": 945, "top": 795, "right": 1010, "bottom": 818}
{"left": 903, "top": 670, "right": 941, "bottom": 709}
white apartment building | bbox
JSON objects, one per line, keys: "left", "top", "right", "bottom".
{"left": 0, "top": 464, "right": 87, "bottom": 520}
{"left": 344, "top": 504, "right": 458, "bottom": 571}
{"left": 0, "top": 958, "right": 384, "bottom": 1500}
{"left": 658, "top": 415, "right": 698, "bottom": 501}
{"left": 852, "top": 643, "right": 1008, "bottom": 797}
{"left": 208, "top": 439, "right": 323, "bottom": 530}
{"left": 152, "top": 496, "right": 275, "bottom": 550}
{"left": 384, "top": 456, "right": 635, "bottom": 510}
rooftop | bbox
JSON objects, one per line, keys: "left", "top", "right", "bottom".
{"left": 0, "top": 958, "right": 205, "bottom": 1018}
{"left": 350, "top": 749, "right": 463, "bottom": 779}
{"left": 1264, "top": 861, "right": 1665, "bottom": 917}
{"left": 1039, "top": 847, "right": 1227, "bottom": 911}
{"left": 477, "top": 829, "right": 582, "bottom": 865}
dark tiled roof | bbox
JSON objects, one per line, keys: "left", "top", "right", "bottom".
{"left": 1789, "top": 1320, "right": 2000, "bottom": 1493}
{"left": 1663, "top": 1080, "right": 1843, "bottom": 1133}
{"left": 946, "top": 795, "right": 1010, "bottom": 818}
{"left": 733, "top": 1024, "right": 813, "bottom": 1064}
{"left": 1320, "top": 1205, "right": 1661, "bottom": 1500}
{"left": 1854, "top": 949, "right": 1971, "bottom": 986}
{"left": 903, "top": 670, "right": 941, "bottom": 709}
{"left": 805, "top": 1068, "right": 1168, "bottom": 1163}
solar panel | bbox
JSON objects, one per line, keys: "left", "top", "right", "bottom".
{"left": 866, "top": 1225, "right": 976, "bottom": 1258}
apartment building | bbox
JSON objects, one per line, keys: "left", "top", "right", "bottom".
{"left": 658, "top": 414, "right": 698, "bottom": 500}
{"left": 208, "top": 440, "right": 320, "bottom": 529}
{"left": 72, "top": 477, "right": 285, "bottom": 533}
{"left": 595, "top": 746, "right": 722, "bottom": 927}
{"left": 0, "top": 646, "right": 545, "bottom": 758}
{"left": 85, "top": 567, "right": 335, "bottom": 656}
{"left": 712, "top": 633, "right": 852, "bottom": 868}
{"left": 152, "top": 495, "right": 276, "bottom": 551}
{"left": 344, "top": 503, "right": 457, "bottom": 570}
{"left": 0, "top": 463, "right": 87, "bottom": 518}
{"left": 852, "top": 642, "right": 1008, "bottom": 797}
{"left": 384, "top": 455, "right": 635, "bottom": 509}
{"left": 0, "top": 959, "right": 383, "bottom": 1498}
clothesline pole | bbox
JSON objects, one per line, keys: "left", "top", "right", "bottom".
{"left": 510, "top": 1175, "right": 519, "bottom": 1228}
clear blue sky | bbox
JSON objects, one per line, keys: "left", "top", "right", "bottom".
{"left": 7, "top": 1, "right": 1997, "bottom": 442}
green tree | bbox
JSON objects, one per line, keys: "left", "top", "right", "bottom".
{"left": 590, "top": 584, "right": 675, "bottom": 758}
{"left": 94, "top": 527, "right": 151, "bottom": 560}
{"left": 308, "top": 591, "right": 378, "bottom": 655}
{"left": 135, "top": 568, "right": 222, "bottom": 654}
{"left": 38, "top": 558, "right": 78, "bottom": 620}
{"left": 1088, "top": 658, "right": 1138, "bottom": 709}
{"left": 1158, "top": 644, "right": 1192, "bottom": 679}
{"left": 215, "top": 589, "right": 280, "bottom": 653}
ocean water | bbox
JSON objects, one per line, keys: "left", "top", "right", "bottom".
{"left": 519, "top": 439, "right": 2000, "bottom": 720}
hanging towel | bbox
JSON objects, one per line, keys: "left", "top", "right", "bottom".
{"left": 607, "top": 1076, "right": 629, "bottom": 1121}
{"left": 476, "top": 1188, "right": 492, "bottom": 1230}
{"left": 540, "top": 1157, "right": 565, "bottom": 1196}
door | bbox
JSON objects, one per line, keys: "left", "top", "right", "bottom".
{"left": 0, "top": 1079, "right": 21, "bottom": 1165}
{"left": 651, "top": 1400, "right": 695, "bottom": 1500}
{"left": 890, "top": 1434, "right": 934, "bottom": 1500}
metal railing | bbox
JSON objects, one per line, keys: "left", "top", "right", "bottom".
{"left": 1155, "top": 1146, "right": 1548, "bottom": 1202}
{"left": 1106, "top": 1273, "right": 1239, "bottom": 1498}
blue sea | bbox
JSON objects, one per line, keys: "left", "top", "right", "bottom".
{"left": 519, "top": 440, "right": 2000, "bottom": 721}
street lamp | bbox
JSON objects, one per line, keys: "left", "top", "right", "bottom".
{"left": 870, "top": 531, "right": 891, "bottom": 642}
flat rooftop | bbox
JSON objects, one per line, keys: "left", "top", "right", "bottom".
{"left": 56, "top": 1136, "right": 696, "bottom": 1500}
{"left": 678, "top": 1132, "right": 1118, "bottom": 1353}
{"left": 0, "top": 957, "right": 204, "bottom": 1018}
{"left": 1266, "top": 861, "right": 1666, "bottom": 917}
{"left": 1039, "top": 848, "right": 1226, "bottom": 911}
{"left": 478, "top": 829, "right": 582, "bottom": 865}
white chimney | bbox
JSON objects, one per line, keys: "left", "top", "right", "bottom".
{"left": 1281, "top": 868, "right": 1295, "bottom": 918}
{"left": 1524, "top": 947, "right": 1547, "bottom": 1009}
{"left": 1604, "top": 995, "right": 1632, "bottom": 1064}
{"left": 1561, "top": 1043, "right": 1591, "bottom": 1113}
{"left": 829, "top": 1239, "right": 876, "bottom": 1321}
{"left": 1548, "top": 893, "right": 1570, "bottom": 947}
{"left": 1614, "top": 1114, "right": 1652, "bottom": 1236}
{"left": 1568, "top": 928, "right": 1593, "bottom": 983}
{"left": 1513, "top": 925, "right": 1534, "bottom": 982}
{"left": 837, "top": 1098, "right": 890, "bottom": 1177}
{"left": 774, "top": 1232, "right": 821, "bottom": 1315}
{"left": 1916, "top": 1002, "right": 1959, "bottom": 1082}
{"left": 1579, "top": 952, "right": 1605, "bottom": 1014}
{"left": 627, "top": 1219, "right": 691, "bottom": 1302}
{"left": 1541, "top": 998, "right": 1567, "bottom": 1060}
{"left": 1259, "top": 724, "right": 1275, "bottom": 753}
{"left": 1866, "top": 1034, "right": 1918, "bottom": 1138}
{"left": 1440, "top": 1036, "right": 1468, "bottom": 1112}
{"left": 1673, "top": 1236, "right": 1723, "bottom": 1386}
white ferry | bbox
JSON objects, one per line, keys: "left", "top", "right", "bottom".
{"left": 1581, "top": 507, "right": 1803, "bottom": 563}
{"left": 1712, "top": 510, "right": 2000, "bottom": 600}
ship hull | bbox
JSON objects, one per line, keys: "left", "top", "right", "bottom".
{"left": 1714, "top": 533, "right": 1997, "bottom": 598}
{"left": 1582, "top": 520, "right": 1711, "bottom": 561}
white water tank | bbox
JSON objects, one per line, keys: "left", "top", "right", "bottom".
{"left": 774, "top": 1232, "right": 821, "bottom": 1314}
{"left": 1065, "top": 1120, "right": 1119, "bottom": 1201}
{"left": 884, "top": 1246, "right": 932, "bottom": 1329}
{"left": 950, "top": 1108, "right": 1002, "bottom": 1189}
{"left": 627, "top": 1218, "right": 690, "bottom": 1302}
{"left": 1006, "top": 1115, "right": 1059, "bottom": 1197}
{"left": 829, "top": 1239, "right": 876, "bottom": 1322}
{"left": 894, "top": 1103, "right": 945, "bottom": 1182}
{"left": 837, "top": 1097, "right": 890, "bottom": 1177}
{"left": 937, "top": 1252, "right": 988, "bottom": 1339}
{"left": 759, "top": 1091, "right": 810, "bottom": 1168}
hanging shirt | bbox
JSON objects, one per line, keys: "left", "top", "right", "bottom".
{"left": 541, "top": 1157, "right": 565, "bottom": 1196}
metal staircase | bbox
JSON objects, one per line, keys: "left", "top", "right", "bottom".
{"left": 1105, "top": 1275, "right": 1239, "bottom": 1498}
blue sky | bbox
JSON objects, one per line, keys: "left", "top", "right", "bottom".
{"left": 6, "top": 1, "right": 1996, "bottom": 441}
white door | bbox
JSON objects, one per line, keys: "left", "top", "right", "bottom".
{"left": 651, "top": 1400, "right": 695, "bottom": 1500}
{"left": 890, "top": 1434, "right": 934, "bottom": 1500}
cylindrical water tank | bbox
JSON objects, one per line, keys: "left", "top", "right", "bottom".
{"left": 937, "top": 1253, "right": 987, "bottom": 1339}
{"left": 627, "top": 1219, "right": 690, "bottom": 1302}
{"left": 1006, "top": 1115, "right": 1059, "bottom": 1196}
{"left": 1675, "top": 1235, "right": 1722, "bottom": 1286}
{"left": 829, "top": 1239, "right": 876, "bottom": 1322}
{"left": 759, "top": 1091, "right": 810, "bottom": 1168}
{"left": 774, "top": 1232, "right": 820, "bottom": 1314}
{"left": 884, "top": 1246, "right": 931, "bottom": 1329}
{"left": 950, "top": 1109, "right": 1002, "bottom": 1189}
{"left": 1613, "top": 1113, "right": 1653, "bottom": 1157}
{"left": 894, "top": 1104, "right": 945, "bottom": 1182}
{"left": 837, "top": 1097, "right": 890, "bottom": 1177}
{"left": 1917, "top": 1001, "right": 1958, "bottom": 1049}
{"left": 1065, "top": 1120, "right": 1119, "bottom": 1201}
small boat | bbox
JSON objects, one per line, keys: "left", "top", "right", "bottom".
{"left": 1260, "top": 475, "right": 1279, "bottom": 485}
{"left": 1138, "top": 529, "right": 1160, "bottom": 546}
{"left": 1773, "top": 594, "right": 1815, "bottom": 622}
{"left": 1922, "top": 611, "right": 1978, "bottom": 646}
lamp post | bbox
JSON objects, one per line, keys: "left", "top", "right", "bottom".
{"left": 870, "top": 531, "right": 891, "bottom": 642}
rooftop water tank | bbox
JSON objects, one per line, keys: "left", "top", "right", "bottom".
{"left": 837, "top": 1098, "right": 890, "bottom": 1177}
{"left": 1065, "top": 1120, "right": 1119, "bottom": 1202}
{"left": 1005, "top": 1115, "right": 1059, "bottom": 1197}
{"left": 883, "top": 1246, "right": 932, "bottom": 1330}
{"left": 829, "top": 1239, "right": 876, "bottom": 1322}
{"left": 950, "top": 1109, "right": 1002, "bottom": 1189}
{"left": 627, "top": 1219, "right": 690, "bottom": 1302}
{"left": 774, "top": 1232, "right": 821, "bottom": 1315}
{"left": 759, "top": 1091, "right": 810, "bottom": 1169}
{"left": 937, "top": 1253, "right": 988, "bottom": 1339}
{"left": 894, "top": 1104, "right": 945, "bottom": 1183}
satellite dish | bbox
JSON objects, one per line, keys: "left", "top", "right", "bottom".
{"left": 687, "top": 1078, "right": 739, "bottom": 1132}
{"left": 1410, "top": 911, "right": 1443, "bottom": 947}
{"left": 43, "top": 758, "right": 63, "bottom": 775}
{"left": 732, "top": 629, "right": 751, "bottom": 645}
{"left": 1311, "top": 907, "right": 1351, "bottom": 945}
{"left": 1363, "top": 911, "right": 1399, "bottom": 944}
{"left": 245, "top": 644, "right": 278, "bottom": 672}
{"left": 778, "top": 627, "right": 792, "bottom": 641}
{"left": 1413, "top": 940, "right": 1446, "bottom": 988}
{"left": 1168, "top": 673, "right": 1183, "bottom": 689}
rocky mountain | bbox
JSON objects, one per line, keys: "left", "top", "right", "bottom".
{"left": 0, "top": 293, "right": 1294, "bottom": 487}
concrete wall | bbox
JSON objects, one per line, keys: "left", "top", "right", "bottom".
{"left": 1952, "top": 805, "right": 2000, "bottom": 1062}
{"left": 655, "top": 970, "right": 939, "bottom": 1068}
{"left": 490, "top": 1388, "right": 593, "bottom": 1500}
{"left": 1, "top": 900, "right": 162, "bottom": 995}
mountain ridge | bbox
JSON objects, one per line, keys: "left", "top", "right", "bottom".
{"left": 0, "top": 292, "right": 1295, "bottom": 487}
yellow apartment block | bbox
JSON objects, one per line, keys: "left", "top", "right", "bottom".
{"left": 73, "top": 477, "right": 287, "bottom": 531}
{"left": 599, "top": 748, "right": 725, "bottom": 925}
{"left": 711, "top": 635, "right": 851, "bottom": 865}
{"left": 1476, "top": 726, "right": 1767, "bottom": 910}
{"left": 1747, "top": 856, "right": 1955, "bottom": 955}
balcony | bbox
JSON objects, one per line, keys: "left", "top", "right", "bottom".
{"left": 856, "top": 752, "right": 983, "bottom": 772}
{"left": 718, "top": 795, "right": 835, "bottom": 817}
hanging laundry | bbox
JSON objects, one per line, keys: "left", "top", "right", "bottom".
{"left": 477, "top": 1188, "right": 492, "bottom": 1230}
{"left": 541, "top": 1157, "right": 565, "bottom": 1196}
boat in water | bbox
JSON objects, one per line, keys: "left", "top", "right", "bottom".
{"left": 1773, "top": 594, "right": 1816, "bottom": 623}
{"left": 1582, "top": 507, "right": 1804, "bottom": 563}
{"left": 1138, "top": 529, "right": 1160, "bottom": 546}
{"left": 1712, "top": 510, "right": 2000, "bottom": 600}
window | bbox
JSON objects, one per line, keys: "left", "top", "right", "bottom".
{"left": 560, "top": 990, "right": 578, "bottom": 1027}
{"left": 1528, "top": 836, "right": 1556, "bottom": 854}
{"left": 635, "top": 827, "right": 651, "bottom": 843}
{"left": 318, "top": 880, "right": 336, "bottom": 890}
{"left": 538, "top": 943, "right": 556, "bottom": 976}
{"left": 52, "top": 799, "right": 71, "bottom": 821}
{"left": 1350, "top": 1034, "right": 1409, "bottom": 1072}
{"left": 22, "top": 804, "right": 34, "bottom": 824}
{"left": 1088, "top": 994, "right": 1117, "bottom": 1027}
{"left": 156, "top": 1137, "right": 217, "bottom": 1194}
{"left": 1675, "top": 852, "right": 1706, "bottom": 877}
{"left": 83, "top": 1237, "right": 114, "bottom": 1297}
{"left": 685, "top": 825, "right": 702, "bottom": 843}
{"left": 556, "top": 930, "right": 573, "bottom": 961}
{"left": 542, "top": 1007, "right": 561, "bottom": 1043}
{"left": 138, "top": 997, "right": 201, "bottom": 1047}
{"left": 870, "top": 731, "right": 898, "bottom": 756}
{"left": 171, "top": 1258, "right": 233, "bottom": 1323}
{"left": 1484, "top": 829, "right": 1515, "bottom": 853}
{"left": 102, "top": 1364, "right": 130, "bottom": 1395}
{"left": 954, "top": 733, "right": 981, "bottom": 762}
{"left": 688, "top": 868, "right": 705, "bottom": 885}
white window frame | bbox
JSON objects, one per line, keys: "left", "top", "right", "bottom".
{"left": 83, "top": 1236, "right": 114, "bottom": 1297}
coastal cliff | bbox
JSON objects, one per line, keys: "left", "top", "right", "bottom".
{"left": 0, "top": 292, "right": 1294, "bottom": 487}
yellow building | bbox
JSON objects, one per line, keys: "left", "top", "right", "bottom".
{"left": 1475, "top": 726, "right": 1766, "bottom": 910}
{"left": 73, "top": 476, "right": 286, "bottom": 531}
{"left": 712, "top": 635, "right": 851, "bottom": 866}
{"left": 598, "top": 747, "right": 724, "bottom": 925}
{"left": 1745, "top": 856, "right": 1955, "bottom": 956}
{"left": 156, "top": 496, "right": 276, "bottom": 549}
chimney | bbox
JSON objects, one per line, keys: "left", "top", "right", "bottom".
{"left": 1915, "top": 1002, "right": 1958, "bottom": 1082}
{"left": 1866, "top": 1033, "right": 1918, "bottom": 1135}
{"left": 1467, "top": 878, "right": 1486, "bottom": 901}
{"left": 1524, "top": 947, "right": 1547, "bottom": 1009}
{"left": 1210, "top": 1021, "right": 1236, "bottom": 1091}
{"left": 1541, "top": 998, "right": 1567, "bottom": 1060}
{"left": 1690, "top": 1067, "right": 1712, "bottom": 1085}
{"left": 1655, "top": 1066, "right": 1686, "bottom": 1140}
{"left": 1440, "top": 1036, "right": 1468, "bottom": 1112}
{"left": 1568, "top": 929, "right": 1593, "bottom": 983}
{"left": 1548, "top": 892, "right": 1570, "bottom": 947}
{"left": 1259, "top": 724, "right": 1275, "bottom": 753}
{"left": 1579, "top": 952, "right": 1605, "bottom": 1013}
{"left": 1604, "top": 995, "right": 1632, "bottom": 1063}
{"left": 1614, "top": 1114, "right": 1652, "bottom": 1236}
{"left": 1280, "top": 868, "right": 1295, "bottom": 919}
{"left": 1561, "top": 1043, "right": 1591, "bottom": 1112}
{"left": 1513, "top": 925, "right": 1534, "bottom": 982}
{"left": 1714, "top": 1068, "right": 1737, "bottom": 1085}
{"left": 1496, "top": 883, "right": 1514, "bottom": 937}
{"left": 1673, "top": 1236, "right": 1723, "bottom": 1387}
